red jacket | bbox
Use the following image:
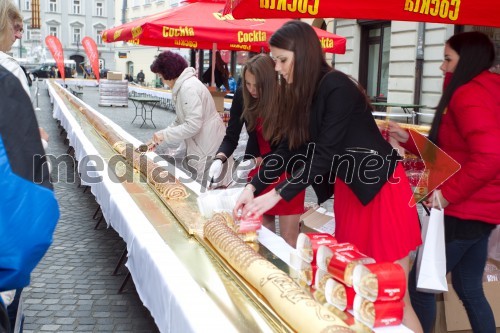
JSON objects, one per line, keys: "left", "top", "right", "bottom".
{"left": 423, "top": 71, "right": 500, "bottom": 224}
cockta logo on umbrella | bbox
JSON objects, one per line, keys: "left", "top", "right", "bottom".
{"left": 237, "top": 30, "right": 266, "bottom": 43}
{"left": 162, "top": 26, "right": 195, "bottom": 37}
{"left": 257, "top": 0, "right": 320, "bottom": 15}
{"left": 114, "top": 29, "right": 123, "bottom": 41}
{"left": 131, "top": 26, "right": 143, "bottom": 38}
{"left": 403, "top": 0, "right": 460, "bottom": 21}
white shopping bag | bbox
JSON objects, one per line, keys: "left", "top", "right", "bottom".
{"left": 416, "top": 192, "right": 448, "bottom": 293}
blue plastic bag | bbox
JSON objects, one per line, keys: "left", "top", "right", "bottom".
{"left": 0, "top": 136, "right": 59, "bottom": 291}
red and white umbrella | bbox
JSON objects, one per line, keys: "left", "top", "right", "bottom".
{"left": 102, "top": 0, "right": 346, "bottom": 53}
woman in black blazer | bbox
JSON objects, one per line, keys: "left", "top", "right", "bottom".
{"left": 234, "top": 21, "right": 423, "bottom": 333}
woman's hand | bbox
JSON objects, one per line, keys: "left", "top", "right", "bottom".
{"left": 387, "top": 121, "right": 410, "bottom": 144}
{"left": 148, "top": 131, "right": 165, "bottom": 151}
{"left": 233, "top": 185, "right": 255, "bottom": 219}
{"left": 240, "top": 190, "right": 282, "bottom": 218}
{"left": 424, "top": 189, "right": 449, "bottom": 209}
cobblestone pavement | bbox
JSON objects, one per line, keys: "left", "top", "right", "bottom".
{"left": 23, "top": 81, "right": 160, "bottom": 333}
{"left": 23, "top": 80, "right": 325, "bottom": 333}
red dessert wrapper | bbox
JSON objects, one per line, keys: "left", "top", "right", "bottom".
{"left": 238, "top": 214, "right": 263, "bottom": 233}
{"left": 353, "top": 262, "right": 406, "bottom": 302}
{"left": 325, "top": 278, "right": 356, "bottom": 311}
{"left": 317, "top": 242, "right": 359, "bottom": 271}
{"left": 353, "top": 294, "right": 404, "bottom": 328}
{"left": 289, "top": 250, "right": 317, "bottom": 286}
{"left": 296, "top": 232, "right": 337, "bottom": 264}
{"left": 326, "top": 249, "right": 375, "bottom": 286}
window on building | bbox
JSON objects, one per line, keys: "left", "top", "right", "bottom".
{"left": 96, "top": 1, "right": 103, "bottom": 16}
{"left": 145, "top": 0, "right": 152, "bottom": 4}
{"left": 73, "top": 27, "right": 81, "bottom": 44}
{"left": 359, "top": 22, "right": 391, "bottom": 102}
{"left": 73, "top": 0, "right": 81, "bottom": 14}
{"left": 27, "top": 29, "right": 40, "bottom": 41}
{"left": 170, "top": 0, "right": 179, "bottom": 7}
{"left": 49, "top": 0, "right": 57, "bottom": 12}
{"left": 49, "top": 26, "right": 57, "bottom": 37}
{"left": 96, "top": 30, "right": 103, "bottom": 44}
{"left": 25, "top": 0, "right": 30, "bottom": 10}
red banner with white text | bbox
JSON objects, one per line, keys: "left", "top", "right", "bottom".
{"left": 224, "top": 0, "right": 500, "bottom": 28}
{"left": 44, "top": 35, "right": 65, "bottom": 81}
{"left": 82, "top": 37, "right": 101, "bottom": 82}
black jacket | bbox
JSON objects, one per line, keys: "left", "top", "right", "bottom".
{"left": 216, "top": 87, "right": 260, "bottom": 160}
{"left": 251, "top": 70, "right": 398, "bottom": 205}
{"left": 0, "top": 65, "right": 52, "bottom": 190}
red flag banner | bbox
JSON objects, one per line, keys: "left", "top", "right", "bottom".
{"left": 223, "top": 0, "right": 500, "bottom": 28}
{"left": 82, "top": 37, "right": 101, "bottom": 82}
{"left": 45, "top": 35, "right": 65, "bottom": 81}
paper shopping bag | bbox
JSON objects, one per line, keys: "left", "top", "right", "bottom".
{"left": 416, "top": 197, "right": 448, "bottom": 293}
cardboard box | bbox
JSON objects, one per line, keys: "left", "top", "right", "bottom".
{"left": 106, "top": 71, "right": 123, "bottom": 80}
{"left": 300, "top": 208, "right": 335, "bottom": 234}
{"left": 443, "top": 261, "right": 500, "bottom": 332}
{"left": 209, "top": 90, "right": 227, "bottom": 113}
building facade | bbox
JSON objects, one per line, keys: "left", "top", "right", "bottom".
{"left": 312, "top": 18, "right": 499, "bottom": 123}
{"left": 12, "top": 0, "right": 115, "bottom": 75}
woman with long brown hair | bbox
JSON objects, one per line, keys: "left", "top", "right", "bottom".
{"left": 211, "top": 54, "right": 305, "bottom": 246}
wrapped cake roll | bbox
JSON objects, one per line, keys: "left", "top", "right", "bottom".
{"left": 317, "top": 243, "right": 360, "bottom": 271}
{"left": 296, "top": 233, "right": 337, "bottom": 263}
{"left": 204, "top": 219, "right": 352, "bottom": 333}
{"left": 315, "top": 269, "right": 333, "bottom": 292}
{"left": 290, "top": 250, "right": 316, "bottom": 286}
{"left": 353, "top": 295, "right": 404, "bottom": 328}
{"left": 325, "top": 278, "right": 356, "bottom": 311}
{"left": 211, "top": 212, "right": 259, "bottom": 243}
{"left": 323, "top": 248, "right": 375, "bottom": 287}
{"left": 353, "top": 263, "right": 406, "bottom": 302}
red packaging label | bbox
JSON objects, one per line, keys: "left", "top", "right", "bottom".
{"left": 297, "top": 233, "right": 337, "bottom": 264}
{"left": 238, "top": 214, "right": 262, "bottom": 233}
{"left": 373, "top": 300, "right": 404, "bottom": 327}
{"left": 327, "top": 249, "right": 374, "bottom": 286}
{"left": 354, "top": 295, "right": 404, "bottom": 328}
{"left": 325, "top": 279, "right": 356, "bottom": 311}
{"left": 368, "top": 262, "right": 406, "bottom": 301}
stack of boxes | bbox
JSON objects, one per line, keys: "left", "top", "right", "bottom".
{"left": 98, "top": 72, "right": 128, "bottom": 107}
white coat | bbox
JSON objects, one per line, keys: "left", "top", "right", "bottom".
{"left": 159, "top": 67, "right": 231, "bottom": 184}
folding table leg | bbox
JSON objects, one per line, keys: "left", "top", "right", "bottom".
{"left": 112, "top": 248, "right": 128, "bottom": 276}
{"left": 93, "top": 206, "right": 101, "bottom": 220}
{"left": 118, "top": 273, "right": 131, "bottom": 294}
{"left": 94, "top": 215, "right": 104, "bottom": 230}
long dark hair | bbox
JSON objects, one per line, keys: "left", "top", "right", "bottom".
{"left": 428, "top": 31, "right": 495, "bottom": 143}
{"left": 241, "top": 54, "right": 279, "bottom": 137}
{"left": 268, "top": 21, "right": 331, "bottom": 150}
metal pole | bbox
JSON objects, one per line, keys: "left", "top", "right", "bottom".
{"left": 18, "top": 0, "right": 23, "bottom": 58}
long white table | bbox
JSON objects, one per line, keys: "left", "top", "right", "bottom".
{"left": 49, "top": 82, "right": 237, "bottom": 332}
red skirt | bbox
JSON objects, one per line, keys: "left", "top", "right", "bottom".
{"left": 248, "top": 168, "right": 305, "bottom": 216}
{"left": 333, "top": 164, "right": 422, "bottom": 262}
